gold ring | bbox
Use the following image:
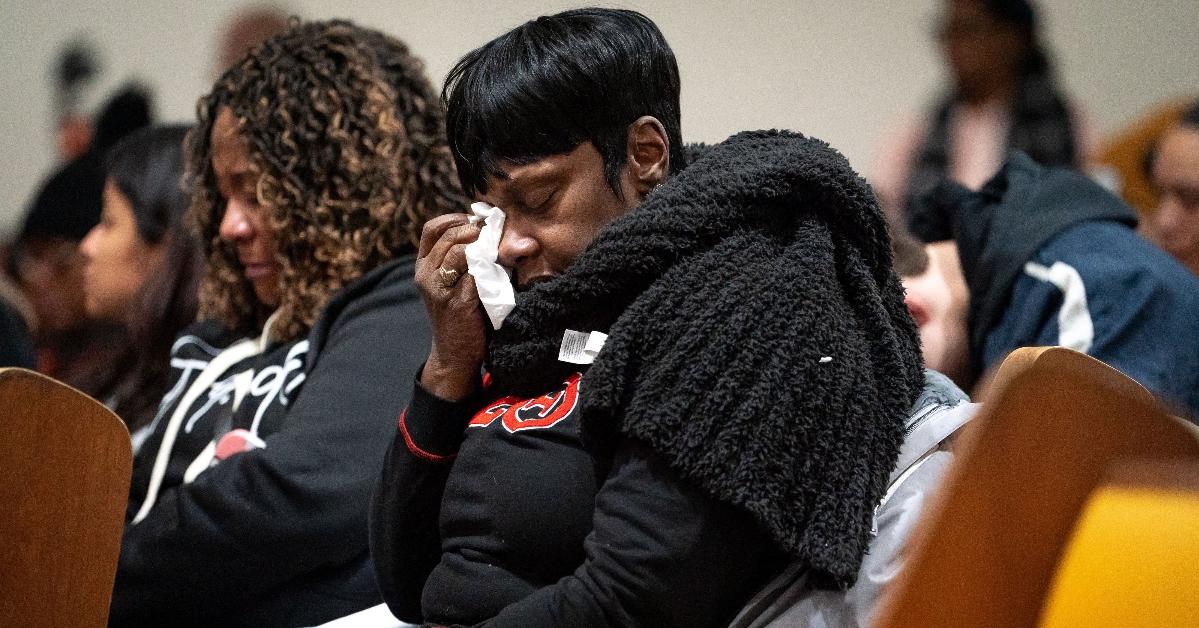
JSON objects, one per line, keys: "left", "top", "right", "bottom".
{"left": 437, "top": 266, "right": 461, "bottom": 287}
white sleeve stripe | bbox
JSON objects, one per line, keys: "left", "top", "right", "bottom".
{"left": 1022, "top": 261, "right": 1094, "bottom": 353}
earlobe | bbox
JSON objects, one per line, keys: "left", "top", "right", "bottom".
{"left": 626, "top": 116, "right": 670, "bottom": 196}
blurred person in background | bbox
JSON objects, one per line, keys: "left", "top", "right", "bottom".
{"left": 1142, "top": 100, "right": 1199, "bottom": 276}
{"left": 9, "top": 85, "right": 152, "bottom": 396}
{"left": 79, "top": 124, "right": 204, "bottom": 442}
{"left": 52, "top": 40, "right": 101, "bottom": 162}
{"left": 215, "top": 4, "right": 291, "bottom": 74}
{"left": 895, "top": 152, "right": 1199, "bottom": 415}
{"left": 111, "top": 20, "right": 464, "bottom": 627}
{"left": 892, "top": 231, "right": 972, "bottom": 387}
{"left": 873, "top": 0, "right": 1096, "bottom": 232}
{"left": 1094, "top": 97, "right": 1196, "bottom": 215}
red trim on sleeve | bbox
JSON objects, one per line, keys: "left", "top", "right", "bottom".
{"left": 397, "top": 407, "right": 456, "bottom": 463}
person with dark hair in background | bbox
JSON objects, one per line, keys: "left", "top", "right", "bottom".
{"left": 1143, "top": 100, "right": 1199, "bottom": 276}
{"left": 214, "top": 4, "right": 292, "bottom": 74}
{"left": 891, "top": 226, "right": 974, "bottom": 388}
{"left": 79, "top": 124, "right": 204, "bottom": 441}
{"left": 11, "top": 84, "right": 153, "bottom": 397}
{"left": 369, "top": 8, "right": 939, "bottom": 627}
{"left": 896, "top": 152, "right": 1199, "bottom": 415}
{"left": 111, "top": 20, "right": 464, "bottom": 627}
{"left": 873, "top": 0, "right": 1095, "bottom": 227}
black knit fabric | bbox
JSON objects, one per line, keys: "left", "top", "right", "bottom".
{"left": 485, "top": 130, "right": 924, "bottom": 586}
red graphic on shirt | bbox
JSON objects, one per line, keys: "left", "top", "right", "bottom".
{"left": 468, "top": 373, "right": 582, "bottom": 433}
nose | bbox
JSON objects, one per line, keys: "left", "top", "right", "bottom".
{"left": 1149, "top": 197, "right": 1185, "bottom": 246}
{"left": 79, "top": 226, "right": 99, "bottom": 261}
{"left": 497, "top": 224, "right": 537, "bottom": 270}
{"left": 219, "top": 198, "right": 254, "bottom": 243}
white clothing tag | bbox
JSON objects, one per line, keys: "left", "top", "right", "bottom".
{"left": 464, "top": 202, "right": 517, "bottom": 329}
{"left": 559, "top": 329, "right": 608, "bottom": 365}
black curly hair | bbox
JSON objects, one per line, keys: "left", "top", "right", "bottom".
{"left": 185, "top": 19, "right": 465, "bottom": 341}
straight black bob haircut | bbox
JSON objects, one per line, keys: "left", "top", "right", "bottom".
{"left": 443, "top": 7, "right": 684, "bottom": 198}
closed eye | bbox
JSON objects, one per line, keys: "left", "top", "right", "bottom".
{"left": 523, "top": 188, "right": 557, "bottom": 214}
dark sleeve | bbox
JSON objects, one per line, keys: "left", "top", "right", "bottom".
{"left": 369, "top": 378, "right": 479, "bottom": 623}
{"left": 0, "top": 297, "right": 34, "bottom": 368}
{"left": 477, "top": 440, "right": 780, "bottom": 628}
{"left": 110, "top": 291, "right": 430, "bottom": 625}
{"left": 979, "top": 271, "right": 1064, "bottom": 370}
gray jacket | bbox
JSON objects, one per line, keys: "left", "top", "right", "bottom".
{"left": 728, "top": 370, "right": 977, "bottom": 628}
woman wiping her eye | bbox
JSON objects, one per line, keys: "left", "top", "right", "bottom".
{"left": 370, "top": 8, "right": 937, "bottom": 627}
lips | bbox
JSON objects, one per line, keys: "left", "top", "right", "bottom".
{"left": 242, "top": 262, "right": 276, "bottom": 280}
{"left": 516, "top": 274, "right": 554, "bottom": 292}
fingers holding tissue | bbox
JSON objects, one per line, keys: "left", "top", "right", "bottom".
{"left": 465, "top": 202, "right": 517, "bottom": 329}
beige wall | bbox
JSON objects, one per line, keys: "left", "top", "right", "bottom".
{"left": 2, "top": 0, "right": 1196, "bottom": 237}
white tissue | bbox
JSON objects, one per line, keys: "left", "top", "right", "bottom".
{"left": 465, "top": 202, "right": 516, "bottom": 329}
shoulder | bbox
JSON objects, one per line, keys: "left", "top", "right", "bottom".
{"left": 313, "top": 255, "right": 421, "bottom": 329}
{"left": 306, "top": 254, "right": 428, "bottom": 361}
{"left": 324, "top": 256, "right": 419, "bottom": 317}
{"left": 168, "top": 319, "right": 246, "bottom": 360}
{"left": 1035, "top": 222, "right": 1199, "bottom": 298}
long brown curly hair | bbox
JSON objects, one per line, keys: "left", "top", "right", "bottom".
{"left": 184, "top": 19, "right": 465, "bottom": 341}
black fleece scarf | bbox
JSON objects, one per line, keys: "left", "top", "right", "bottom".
{"left": 485, "top": 130, "right": 924, "bottom": 587}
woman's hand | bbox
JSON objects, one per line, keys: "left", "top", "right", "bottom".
{"left": 415, "top": 213, "right": 487, "bottom": 401}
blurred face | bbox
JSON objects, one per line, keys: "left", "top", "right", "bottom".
{"left": 902, "top": 241, "right": 971, "bottom": 386}
{"left": 14, "top": 236, "right": 88, "bottom": 334}
{"left": 79, "top": 180, "right": 164, "bottom": 320}
{"left": 938, "top": 0, "right": 1026, "bottom": 94}
{"left": 1145, "top": 125, "right": 1199, "bottom": 276}
{"left": 211, "top": 107, "right": 281, "bottom": 306}
{"left": 486, "top": 142, "right": 641, "bottom": 290}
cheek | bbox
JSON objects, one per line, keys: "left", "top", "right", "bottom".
{"left": 91, "top": 233, "right": 156, "bottom": 292}
{"left": 110, "top": 231, "right": 149, "bottom": 268}
{"left": 919, "top": 324, "right": 946, "bottom": 363}
{"left": 552, "top": 212, "right": 613, "bottom": 266}
{"left": 1148, "top": 202, "right": 1189, "bottom": 239}
{"left": 537, "top": 224, "right": 589, "bottom": 271}
{"left": 570, "top": 188, "right": 629, "bottom": 253}
{"left": 253, "top": 217, "right": 279, "bottom": 254}
{"left": 1183, "top": 205, "right": 1199, "bottom": 232}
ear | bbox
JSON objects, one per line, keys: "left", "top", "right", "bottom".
{"left": 622, "top": 116, "right": 670, "bottom": 202}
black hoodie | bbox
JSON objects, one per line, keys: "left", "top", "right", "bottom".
{"left": 112, "top": 256, "right": 430, "bottom": 627}
{"left": 370, "top": 131, "right": 924, "bottom": 627}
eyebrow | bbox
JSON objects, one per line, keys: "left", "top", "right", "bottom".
{"left": 216, "top": 166, "right": 256, "bottom": 184}
{"left": 502, "top": 156, "right": 567, "bottom": 184}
